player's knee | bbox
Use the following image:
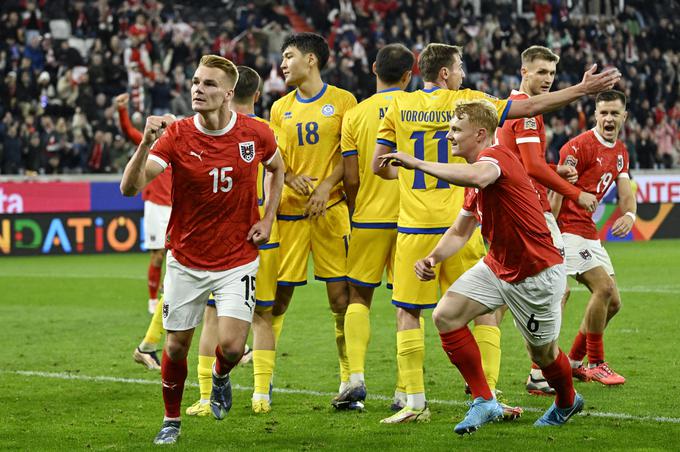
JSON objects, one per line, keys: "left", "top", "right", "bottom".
{"left": 608, "top": 296, "right": 622, "bottom": 317}
{"left": 594, "top": 278, "right": 615, "bottom": 301}
{"left": 528, "top": 342, "right": 557, "bottom": 368}
{"left": 218, "top": 344, "right": 245, "bottom": 362}
{"left": 432, "top": 306, "right": 458, "bottom": 332}
{"left": 165, "top": 338, "right": 190, "bottom": 361}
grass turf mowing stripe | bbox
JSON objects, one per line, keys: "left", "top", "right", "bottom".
{"left": 5, "top": 369, "right": 680, "bottom": 424}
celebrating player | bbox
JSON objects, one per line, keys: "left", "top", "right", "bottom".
{"left": 183, "top": 66, "right": 284, "bottom": 417}
{"left": 120, "top": 55, "right": 285, "bottom": 445}
{"left": 332, "top": 43, "right": 414, "bottom": 411}
{"left": 269, "top": 33, "right": 357, "bottom": 402}
{"left": 380, "top": 99, "right": 583, "bottom": 433}
{"left": 494, "top": 45, "right": 598, "bottom": 395}
{"left": 553, "top": 90, "right": 636, "bottom": 385}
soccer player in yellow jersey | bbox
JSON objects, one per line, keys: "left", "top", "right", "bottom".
{"left": 331, "top": 43, "right": 414, "bottom": 411}
{"left": 184, "top": 66, "right": 283, "bottom": 416}
{"left": 269, "top": 33, "right": 358, "bottom": 401}
{"left": 373, "top": 43, "right": 620, "bottom": 423}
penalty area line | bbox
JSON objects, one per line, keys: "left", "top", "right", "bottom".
{"left": 4, "top": 369, "right": 679, "bottom": 424}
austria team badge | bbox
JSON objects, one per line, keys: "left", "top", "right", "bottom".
{"left": 617, "top": 155, "right": 624, "bottom": 172}
{"left": 239, "top": 141, "right": 256, "bottom": 163}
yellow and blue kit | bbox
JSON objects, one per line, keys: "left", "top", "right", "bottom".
{"left": 341, "top": 88, "right": 405, "bottom": 288}
{"left": 270, "top": 83, "right": 357, "bottom": 285}
{"left": 376, "top": 86, "right": 511, "bottom": 308}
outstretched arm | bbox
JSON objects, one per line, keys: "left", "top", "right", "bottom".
{"left": 378, "top": 152, "right": 500, "bottom": 189}
{"left": 507, "top": 65, "right": 621, "bottom": 118}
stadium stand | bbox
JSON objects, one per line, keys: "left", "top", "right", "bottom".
{"left": 0, "top": 0, "right": 678, "bottom": 175}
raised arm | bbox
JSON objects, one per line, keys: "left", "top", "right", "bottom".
{"left": 115, "top": 93, "right": 143, "bottom": 145}
{"left": 120, "top": 115, "right": 173, "bottom": 196}
{"left": 507, "top": 65, "right": 621, "bottom": 119}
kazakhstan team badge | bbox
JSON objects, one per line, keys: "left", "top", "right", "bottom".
{"left": 321, "top": 104, "right": 335, "bottom": 117}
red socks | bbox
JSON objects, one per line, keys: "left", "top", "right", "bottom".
{"left": 439, "top": 326, "right": 493, "bottom": 400}
{"left": 541, "top": 350, "right": 575, "bottom": 409}
{"left": 214, "top": 345, "right": 243, "bottom": 377}
{"left": 586, "top": 332, "right": 604, "bottom": 364}
{"left": 569, "top": 330, "right": 587, "bottom": 362}
{"left": 148, "top": 264, "right": 162, "bottom": 299}
{"left": 161, "top": 349, "right": 187, "bottom": 418}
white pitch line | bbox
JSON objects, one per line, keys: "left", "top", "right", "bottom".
{"left": 1, "top": 273, "right": 678, "bottom": 294}
{"left": 4, "top": 370, "right": 679, "bottom": 425}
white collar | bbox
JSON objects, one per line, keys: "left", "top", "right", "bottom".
{"left": 511, "top": 89, "right": 530, "bottom": 97}
{"left": 591, "top": 127, "right": 616, "bottom": 148}
{"left": 193, "top": 111, "right": 237, "bottom": 136}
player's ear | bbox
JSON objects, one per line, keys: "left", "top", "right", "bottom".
{"left": 440, "top": 66, "right": 449, "bottom": 82}
{"left": 520, "top": 65, "right": 528, "bottom": 78}
{"left": 402, "top": 70, "right": 412, "bottom": 85}
{"left": 254, "top": 90, "right": 261, "bottom": 103}
{"left": 371, "top": 62, "right": 377, "bottom": 76}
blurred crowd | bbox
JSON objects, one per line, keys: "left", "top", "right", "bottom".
{"left": 0, "top": 0, "right": 678, "bottom": 175}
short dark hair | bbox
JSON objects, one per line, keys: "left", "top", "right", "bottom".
{"left": 596, "top": 90, "right": 627, "bottom": 108}
{"left": 375, "top": 44, "right": 414, "bottom": 84}
{"left": 234, "top": 66, "right": 261, "bottom": 103}
{"left": 418, "top": 43, "right": 462, "bottom": 83}
{"left": 281, "top": 32, "right": 330, "bottom": 70}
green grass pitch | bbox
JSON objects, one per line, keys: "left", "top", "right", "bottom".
{"left": 1, "top": 240, "right": 679, "bottom": 450}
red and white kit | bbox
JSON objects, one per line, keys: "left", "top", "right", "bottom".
{"left": 558, "top": 128, "right": 630, "bottom": 275}
{"left": 149, "top": 112, "right": 278, "bottom": 329}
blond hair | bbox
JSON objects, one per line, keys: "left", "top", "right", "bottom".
{"left": 454, "top": 99, "right": 499, "bottom": 136}
{"left": 521, "top": 45, "right": 560, "bottom": 65}
{"left": 199, "top": 54, "right": 239, "bottom": 88}
{"left": 418, "top": 43, "right": 462, "bottom": 82}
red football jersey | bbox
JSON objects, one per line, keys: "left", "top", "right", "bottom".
{"left": 462, "top": 144, "right": 563, "bottom": 283}
{"left": 557, "top": 129, "right": 630, "bottom": 239}
{"left": 149, "top": 113, "right": 278, "bottom": 271}
{"left": 495, "top": 90, "right": 549, "bottom": 211}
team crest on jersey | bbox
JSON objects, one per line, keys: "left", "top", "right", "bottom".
{"left": 564, "top": 155, "right": 578, "bottom": 167}
{"left": 524, "top": 117, "right": 537, "bottom": 130}
{"left": 321, "top": 104, "right": 335, "bottom": 117}
{"left": 617, "top": 155, "right": 624, "bottom": 172}
{"left": 239, "top": 141, "right": 256, "bottom": 163}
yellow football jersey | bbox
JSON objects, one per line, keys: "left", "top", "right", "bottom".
{"left": 341, "top": 88, "right": 404, "bottom": 226}
{"left": 376, "top": 87, "right": 510, "bottom": 231}
{"left": 270, "top": 83, "right": 357, "bottom": 216}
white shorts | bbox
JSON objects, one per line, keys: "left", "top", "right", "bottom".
{"left": 144, "top": 201, "right": 172, "bottom": 250}
{"left": 449, "top": 260, "right": 566, "bottom": 346}
{"left": 544, "top": 212, "right": 564, "bottom": 259}
{"left": 562, "top": 233, "right": 614, "bottom": 276}
{"left": 162, "top": 251, "right": 259, "bottom": 331}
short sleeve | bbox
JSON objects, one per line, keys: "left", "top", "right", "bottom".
{"left": 559, "top": 139, "right": 580, "bottom": 170}
{"left": 341, "top": 109, "right": 358, "bottom": 157}
{"left": 461, "top": 187, "right": 478, "bottom": 217}
{"left": 463, "top": 89, "right": 511, "bottom": 127}
{"left": 512, "top": 116, "right": 541, "bottom": 145}
{"left": 148, "top": 122, "right": 178, "bottom": 169}
{"left": 376, "top": 101, "right": 397, "bottom": 149}
{"left": 260, "top": 124, "right": 278, "bottom": 165}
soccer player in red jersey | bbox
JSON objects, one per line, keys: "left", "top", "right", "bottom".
{"left": 116, "top": 93, "right": 174, "bottom": 317}
{"left": 120, "top": 55, "right": 285, "bottom": 445}
{"left": 116, "top": 93, "right": 171, "bottom": 371}
{"left": 380, "top": 99, "right": 582, "bottom": 433}
{"left": 495, "top": 46, "right": 598, "bottom": 395}
{"left": 552, "top": 90, "right": 636, "bottom": 385}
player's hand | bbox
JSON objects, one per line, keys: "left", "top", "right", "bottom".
{"left": 414, "top": 256, "right": 437, "bottom": 281}
{"left": 378, "top": 152, "right": 420, "bottom": 170}
{"left": 557, "top": 164, "right": 578, "bottom": 183}
{"left": 115, "top": 93, "right": 129, "bottom": 107}
{"left": 286, "top": 173, "right": 318, "bottom": 196}
{"left": 581, "top": 64, "right": 622, "bottom": 95}
{"left": 142, "top": 114, "right": 175, "bottom": 146}
{"left": 305, "top": 181, "right": 331, "bottom": 218}
{"left": 610, "top": 213, "right": 634, "bottom": 238}
{"left": 577, "top": 191, "right": 598, "bottom": 213}
{"left": 247, "top": 218, "right": 272, "bottom": 246}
